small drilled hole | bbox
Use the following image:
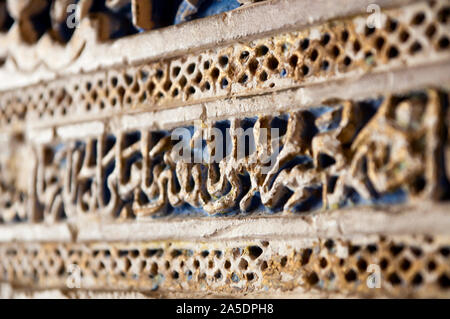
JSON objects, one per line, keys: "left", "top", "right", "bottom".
{"left": 139, "top": 71, "right": 148, "bottom": 82}
{"left": 411, "top": 12, "right": 426, "bottom": 25}
{"left": 221, "top": 78, "right": 229, "bottom": 88}
{"left": 386, "top": 18, "right": 398, "bottom": 32}
{"left": 400, "top": 258, "right": 411, "bottom": 271}
{"left": 399, "top": 30, "right": 410, "bottom": 42}
{"left": 170, "top": 250, "right": 182, "bottom": 258}
{"left": 300, "top": 38, "right": 310, "bottom": 50}
{"left": 341, "top": 30, "right": 349, "bottom": 42}
{"left": 364, "top": 25, "right": 376, "bottom": 37}
{"left": 306, "top": 272, "right": 319, "bottom": 285}
{"left": 320, "top": 33, "right": 331, "bottom": 46}
{"left": 390, "top": 244, "right": 404, "bottom": 256}
{"left": 357, "top": 259, "right": 368, "bottom": 272}
{"left": 366, "top": 245, "right": 378, "bottom": 254}
{"left": 139, "top": 92, "right": 147, "bottom": 104}
{"left": 380, "top": 258, "right": 389, "bottom": 270}
{"left": 248, "top": 246, "right": 263, "bottom": 260}
{"left": 375, "top": 36, "right": 385, "bottom": 50}
{"left": 387, "top": 46, "right": 399, "bottom": 59}
{"left": 267, "top": 56, "right": 279, "bottom": 70}
{"left": 301, "top": 249, "right": 312, "bottom": 265}
{"left": 240, "top": 51, "right": 250, "bottom": 61}
{"left": 187, "top": 63, "right": 195, "bottom": 74}
{"left": 219, "top": 56, "right": 229, "bottom": 67}
{"left": 349, "top": 245, "right": 360, "bottom": 255}
{"left": 259, "top": 71, "right": 268, "bottom": 81}
{"left": 194, "top": 73, "right": 202, "bottom": 84}
{"left": 147, "top": 82, "right": 155, "bottom": 93}
{"left": 179, "top": 76, "right": 187, "bottom": 88}
{"left": 289, "top": 55, "right": 298, "bottom": 67}
{"left": 150, "top": 263, "right": 158, "bottom": 276}
{"left": 388, "top": 272, "right": 402, "bottom": 285}
{"left": 411, "top": 273, "right": 423, "bottom": 286}
{"left": 438, "top": 36, "right": 449, "bottom": 49}
{"left": 324, "top": 240, "right": 335, "bottom": 250}
{"left": 331, "top": 45, "right": 340, "bottom": 58}
{"left": 425, "top": 24, "right": 437, "bottom": 38}
{"left": 249, "top": 59, "right": 259, "bottom": 75}
{"left": 353, "top": 40, "right": 361, "bottom": 53}
{"left": 239, "top": 258, "right": 248, "bottom": 270}
{"left": 163, "top": 81, "right": 172, "bottom": 91}
{"left": 172, "top": 66, "right": 181, "bottom": 77}
{"left": 410, "top": 246, "right": 422, "bottom": 257}
{"left": 255, "top": 45, "right": 269, "bottom": 56}
{"left": 437, "top": 7, "right": 449, "bottom": 23}
{"left": 203, "top": 82, "right": 211, "bottom": 90}
{"left": 409, "top": 41, "right": 422, "bottom": 54}
{"left": 238, "top": 74, "right": 248, "bottom": 84}
{"left": 260, "top": 261, "right": 268, "bottom": 271}
{"left": 438, "top": 274, "right": 450, "bottom": 288}
{"left": 343, "top": 56, "right": 352, "bottom": 66}
{"left": 345, "top": 269, "right": 357, "bottom": 282}
{"left": 211, "top": 68, "right": 220, "bottom": 80}
{"left": 124, "top": 74, "right": 133, "bottom": 86}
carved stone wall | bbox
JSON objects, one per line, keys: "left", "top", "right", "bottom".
{"left": 0, "top": 0, "right": 449, "bottom": 298}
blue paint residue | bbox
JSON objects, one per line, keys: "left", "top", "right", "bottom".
{"left": 8, "top": 0, "right": 244, "bottom": 43}
{"left": 175, "top": 0, "right": 241, "bottom": 25}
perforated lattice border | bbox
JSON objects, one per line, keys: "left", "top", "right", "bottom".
{"left": 0, "top": 234, "right": 449, "bottom": 297}
{"left": 0, "top": 0, "right": 449, "bottom": 129}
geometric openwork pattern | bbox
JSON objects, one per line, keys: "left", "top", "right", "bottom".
{"left": 0, "top": 0, "right": 449, "bottom": 128}
{"left": 1, "top": 235, "right": 449, "bottom": 298}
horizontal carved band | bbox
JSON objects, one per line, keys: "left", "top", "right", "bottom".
{"left": 1, "top": 88, "right": 449, "bottom": 223}
{"left": 0, "top": 0, "right": 448, "bottom": 129}
{"left": 1, "top": 234, "right": 449, "bottom": 297}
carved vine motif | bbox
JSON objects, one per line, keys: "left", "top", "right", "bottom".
{"left": 1, "top": 89, "right": 448, "bottom": 223}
